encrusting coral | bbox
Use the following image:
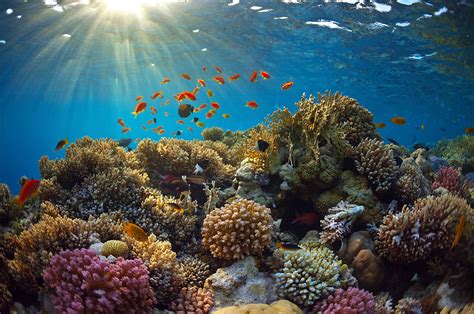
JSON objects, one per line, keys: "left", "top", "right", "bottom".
{"left": 170, "top": 286, "right": 214, "bottom": 314}
{"left": 202, "top": 198, "right": 273, "bottom": 261}
{"left": 320, "top": 201, "right": 364, "bottom": 244}
{"left": 312, "top": 287, "right": 376, "bottom": 313}
{"left": 43, "top": 249, "right": 156, "bottom": 313}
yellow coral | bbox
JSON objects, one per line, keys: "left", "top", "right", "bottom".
{"left": 243, "top": 126, "right": 277, "bottom": 173}
{"left": 125, "top": 234, "right": 178, "bottom": 271}
{"left": 100, "top": 240, "right": 129, "bottom": 257}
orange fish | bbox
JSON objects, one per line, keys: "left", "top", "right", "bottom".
{"left": 292, "top": 212, "right": 318, "bottom": 225}
{"left": 246, "top": 101, "right": 258, "bottom": 109}
{"left": 451, "top": 214, "right": 465, "bottom": 249}
{"left": 150, "top": 106, "right": 158, "bottom": 114}
{"left": 375, "top": 122, "right": 386, "bottom": 128}
{"left": 214, "top": 66, "right": 222, "bottom": 73}
{"left": 160, "top": 77, "right": 170, "bottom": 84}
{"left": 117, "top": 118, "right": 126, "bottom": 128}
{"left": 122, "top": 127, "right": 131, "bottom": 133}
{"left": 260, "top": 70, "right": 270, "bottom": 80}
{"left": 213, "top": 76, "right": 225, "bottom": 85}
{"left": 151, "top": 91, "right": 163, "bottom": 100}
{"left": 391, "top": 116, "right": 406, "bottom": 125}
{"left": 465, "top": 127, "right": 474, "bottom": 134}
{"left": 196, "top": 121, "right": 205, "bottom": 127}
{"left": 55, "top": 138, "right": 69, "bottom": 151}
{"left": 193, "top": 108, "right": 201, "bottom": 113}
{"left": 175, "top": 93, "right": 186, "bottom": 102}
{"left": 182, "top": 91, "right": 196, "bottom": 101}
{"left": 211, "top": 102, "right": 220, "bottom": 109}
{"left": 16, "top": 179, "right": 41, "bottom": 207}
{"left": 197, "top": 79, "right": 206, "bottom": 87}
{"left": 177, "top": 120, "right": 184, "bottom": 125}
{"left": 207, "top": 90, "right": 214, "bottom": 97}
{"left": 181, "top": 73, "right": 191, "bottom": 80}
{"left": 281, "top": 81, "right": 294, "bottom": 90}
{"left": 147, "top": 120, "right": 153, "bottom": 125}
{"left": 276, "top": 242, "right": 301, "bottom": 251}
{"left": 158, "top": 129, "right": 165, "bottom": 134}
{"left": 200, "top": 103, "right": 208, "bottom": 109}
{"left": 229, "top": 74, "right": 240, "bottom": 81}
{"left": 222, "top": 113, "right": 230, "bottom": 118}
{"left": 202, "top": 66, "right": 207, "bottom": 72}
{"left": 187, "top": 126, "right": 193, "bottom": 132}
{"left": 123, "top": 222, "right": 148, "bottom": 242}
{"left": 250, "top": 70, "right": 257, "bottom": 82}
{"left": 192, "top": 87, "right": 199, "bottom": 95}
{"left": 131, "top": 102, "right": 147, "bottom": 118}
{"left": 136, "top": 96, "right": 143, "bottom": 102}
{"left": 206, "top": 111, "right": 214, "bottom": 119}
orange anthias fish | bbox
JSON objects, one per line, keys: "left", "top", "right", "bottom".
{"left": 465, "top": 127, "right": 474, "bottom": 134}
{"left": 16, "top": 179, "right": 41, "bottom": 207}
{"left": 213, "top": 66, "right": 222, "bottom": 73}
{"left": 250, "top": 70, "right": 257, "bottom": 83}
{"left": 177, "top": 119, "right": 184, "bottom": 125}
{"left": 391, "top": 116, "right": 406, "bottom": 125}
{"left": 136, "top": 96, "right": 143, "bottom": 102}
{"left": 131, "top": 102, "right": 147, "bottom": 118}
{"left": 200, "top": 104, "right": 207, "bottom": 110}
{"left": 187, "top": 126, "right": 193, "bottom": 132}
{"left": 197, "top": 79, "right": 206, "bottom": 87}
{"left": 180, "top": 91, "right": 196, "bottom": 101}
{"left": 175, "top": 93, "right": 186, "bottom": 102}
{"left": 281, "top": 81, "right": 294, "bottom": 90}
{"left": 229, "top": 74, "right": 240, "bottom": 81}
{"left": 451, "top": 214, "right": 465, "bottom": 249}
{"left": 55, "top": 138, "right": 69, "bottom": 151}
{"left": 260, "top": 70, "right": 270, "bottom": 80}
{"left": 276, "top": 242, "right": 301, "bottom": 251}
{"left": 117, "top": 118, "right": 126, "bottom": 128}
{"left": 375, "top": 122, "right": 386, "bottom": 129}
{"left": 147, "top": 119, "right": 154, "bottom": 125}
{"left": 151, "top": 91, "right": 163, "bottom": 100}
{"left": 142, "top": 125, "right": 147, "bottom": 131}
{"left": 192, "top": 87, "right": 200, "bottom": 95}
{"left": 123, "top": 222, "right": 148, "bottom": 242}
{"left": 206, "top": 111, "right": 214, "bottom": 119}
{"left": 158, "top": 129, "right": 165, "bottom": 135}
{"left": 246, "top": 101, "right": 258, "bottom": 109}
{"left": 213, "top": 76, "right": 225, "bottom": 85}
{"left": 211, "top": 102, "right": 220, "bottom": 109}
{"left": 160, "top": 77, "right": 170, "bottom": 84}
{"left": 291, "top": 212, "right": 318, "bottom": 225}
{"left": 122, "top": 127, "right": 131, "bottom": 133}
{"left": 150, "top": 106, "right": 158, "bottom": 114}
{"left": 181, "top": 73, "right": 191, "bottom": 80}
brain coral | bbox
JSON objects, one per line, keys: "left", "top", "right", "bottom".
{"left": 43, "top": 249, "right": 156, "bottom": 314}
{"left": 355, "top": 138, "right": 397, "bottom": 193}
{"left": 376, "top": 194, "right": 471, "bottom": 264}
{"left": 170, "top": 287, "right": 214, "bottom": 314}
{"left": 275, "top": 246, "right": 348, "bottom": 307}
{"left": 100, "top": 240, "right": 129, "bottom": 258}
{"left": 312, "top": 287, "right": 376, "bottom": 314}
{"left": 202, "top": 198, "right": 273, "bottom": 261}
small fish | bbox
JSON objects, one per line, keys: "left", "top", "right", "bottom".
{"left": 206, "top": 111, "right": 214, "bottom": 119}
{"left": 117, "top": 118, "right": 126, "bottom": 128}
{"left": 176, "top": 130, "right": 182, "bottom": 136}
{"left": 193, "top": 117, "right": 199, "bottom": 123}
{"left": 375, "top": 122, "right": 386, "bottom": 128}
{"left": 281, "top": 81, "right": 294, "bottom": 90}
{"left": 291, "top": 212, "right": 318, "bottom": 225}
{"left": 465, "top": 127, "right": 474, "bottom": 134}
{"left": 387, "top": 138, "right": 400, "bottom": 146}
{"left": 222, "top": 113, "right": 230, "bottom": 118}
{"left": 160, "top": 77, "right": 170, "bottom": 84}
{"left": 147, "top": 119, "right": 153, "bottom": 125}
{"left": 441, "top": 127, "right": 446, "bottom": 132}
{"left": 55, "top": 138, "right": 69, "bottom": 151}
{"left": 181, "top": 73, "right": 191, "bottom": 80}
{"left": 420, "top": 123, "right": 425, "bottom": 130}
{"left": 151, "top": 91, "right": 163, "bottom": 100}
{"left": 246, "top": 100, "right": 258, "bottom": 109}
{"left": 193, "top": 108, "right": 200, "bottom": 113}
{"left": 135, "top": 138, "right": 141, "bottom": 143}
{"left": 260, "top": 70, "right": 270, "bottom": 80}
{"left": 413, "top": 143, "right": 430, "bottom": 151}
{"left": 194, "top": 159, "right": 210, "bottom": 174}
{"left": 213, "top": 76, "right": 225, "bottom": 85}
{"left": 202, "top": 66, "right": 207, "bottom": 72}
{"left": 229, "top": 74, "right": 240, "bottom": 81}
{"left": 211, "top": 102, "right": 220, "bottom": 109}
{"left": 150, "top": 106, "right": 158, "bottom": 114}
{"left": 142, "top": 125, "right": 147, "bottom": 131}
{"left": 255, "top": 139, "right": 270, "bottom": 152}
{"left": 118, "top": 138, "right": 132, "bottom": 148}
{"left": 16, "top": 179, "right": 41, "bottom": 207}
{"left": 123, "top": 222, "right": 148, "bottom": 242}
{"left": 131, "top": 102, "right": 147, "bottom": 118}
{"left": 276, "top": 242, "right": 301, "bottom": 251}
{"left": 196, "top": 121, "right": 205, "bottom": 127}
{"left": 177, "top": 120, "right": 184, "bottom": 125}
{"left": 153, "top": 118, "right": 157, "bottom": 123}
{"left": 225, "top": 195, "right": 240, "bottom": 204}
{"left": 158, "top": 129, "right": 165, "bottom": 135}
{"left": 164, "top": 112, "right": 169, "bottom": 117}
{"left": 391, "top": 116, "right": 406, "bottom": 125}
{"left": 192, "top": 87, "right": 199, "bottom": 95}
{"left": 250, "top": 70, "right": 257, "bottom": 83}
{"left": 451, "top": 214, "right": 465, "bottom": 249}
{"left": 136, "top": 96, "right": 143, "bottom": 102}
{"left": 183, "top": 91, "right": 196, "bottom": 101}
{"left": 166, "top": 202, "right": 185, "bottom": 214}
{"left": 207, "top": 90, "right": 214, "bottom": 97}
{"left": 197, "top": 79, "right": 206, "bottom": 87}
{"left": 122, "top": 127, "right": 131, "bottom": 133}
{"left": 213, "top": 65, "right": 222, "bottom": 73}
{"left": 178, "top": 104, "right": 194, "bottom": 118}
{"left": 187, "top": 126, "right": 193, "bottom": 132}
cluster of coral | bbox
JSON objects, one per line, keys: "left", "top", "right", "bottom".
{"left": 0, "top": 91, "right": 473, "bottom": 313}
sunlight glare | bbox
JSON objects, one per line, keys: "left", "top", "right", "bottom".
{"left": 103, "top": 0, "right": 164, "bottom": 13}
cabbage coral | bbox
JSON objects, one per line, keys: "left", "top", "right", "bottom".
{"left": 312, "top": 287, "right": 376, "bottom": 314}
{"left": 201, "top": 198, "right": 273, "bottom": 260}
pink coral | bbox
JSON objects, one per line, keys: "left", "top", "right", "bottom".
{"left": 432, "top": 167, "right": 463, "bottom": 195}
{"left": 43, "top": 249, "right": 156, "bottom": 314}
{"left": 312, "top": 287, "right": 375, "bottom": 314}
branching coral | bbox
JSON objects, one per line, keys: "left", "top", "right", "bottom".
{"left": 125, "top": 234, "right": 178, "bottom": 271}
{"left": 355, "top": 138, "right": 397, "bottom": 193}
{"left": 43, "top": 249, "right": 156, "bottom": 313}
{"left": 395, "top": 156, "right": 431, "bottom": 203}
{"left": 149, "top": 267, "right": 184, "bottom": 309}
{"left": 432, "top": 167, "right": 464, "bottom": 195}
{"left": 170, "top": 287, "right": 214, "bottom": 314}
{"left": 395, "top": 297, "right": 422, "bottom": 314}
{"left": 202, "top": 198, "right": 273, "bottom": 261}
{"left": 179, "top": 256, "right": 212, "bottom": 288}
{"left": 312, "top": 287, "right": 376, "bottom": 314}
{"left": 320, "top": 201, "right": 364, "bottom": 244}
{"left": 376, "top": 194, "right": 472, "bottom": 264}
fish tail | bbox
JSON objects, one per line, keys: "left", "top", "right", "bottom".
{"left": 131, "top": 111, "right": 137, "bottom": 118}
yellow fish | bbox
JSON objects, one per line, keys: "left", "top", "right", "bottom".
{"left": 207, "top": 89, "right": 214, "bottom": 97}
{"left": 123, "top": 222, "right": 148, "bottom": 242}
{"left": 451, "top": 214, "right": 465, "bottom": 249}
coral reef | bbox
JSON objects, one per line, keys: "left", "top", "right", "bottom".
{"left": 320, "top": 201, "right": 364, "bottom": 244}
{"left": 395, "top": 297, "right": 422, "bottom": 314}
{"left": 432, "top": 166, "right": 464, "bottom": 195}
{"left": 201, "top": 127, "right": 225, "bottom": 142}
{"left": 312, "top": 287, "right": 376, "bottom": 314}
{"left": 351, "top": 249, "right": 384, "bottom": 292}
{"left": 100, "top": 240, "right": 129, "bottom": 258}
{"left": 170, "top": 287, "right": 214, "bottom": 314}
{"left": 213, "top": 300, "right": 302, "bottom": 314}
{"left": 395, "top": 156, "right": 431, "bottom": 204}
{"left": 43, "top": 249, "right": 156, "bottom": 313}
{"left": 434, "top": 135, "right": 474, "bottom": 173}
{"left": 202, "top": 199, "right": 273, "bottom": 260}
{"left": 179, "top": 255, "right": 212, "bottom": 288}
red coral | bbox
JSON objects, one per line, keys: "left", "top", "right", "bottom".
{"left": 432, "top": 167, "right": 463, "bottom": 195}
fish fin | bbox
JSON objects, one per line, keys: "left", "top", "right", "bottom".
{"left": 131, "top": 111, "right": 138, "bottom": 118}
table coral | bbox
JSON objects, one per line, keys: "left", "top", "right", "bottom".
{"left": 170, "top": 286, "right": 214, "bottom": 314}
{"left": 320, "top": 201, "right": 364, "bottom": 244}
{"left": 43, "top": 249, "right": 156, "bottom": 313}
{"left": 312, "top": 287, "right": 376, "bottom": 314}
{"left": 202, "top": 198, "right": 273, "bottom": 261}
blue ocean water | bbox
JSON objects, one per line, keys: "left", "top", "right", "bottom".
{"left": 0, "top": 0, "right": 473, "bottom": 193}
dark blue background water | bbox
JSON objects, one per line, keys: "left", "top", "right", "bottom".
{"left": 1, "top": 0, "right": 473, "bottom": 193}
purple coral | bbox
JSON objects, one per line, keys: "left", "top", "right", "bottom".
{"left": 312, "top": 287, "right": 375, "bottom": 314}
{"left": 43, "top": 249, "right": 156, "bottom": 314}
{"left": 432, "top": 167, "right": 463, "bottom": 195}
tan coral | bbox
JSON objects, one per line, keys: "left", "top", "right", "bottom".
{"left": 201, "top": 127, "right": 224, "bottom": 141}
{"left": 170, "top": 286, "right": 214, "bottom": 314}
{"left": 202, "top": 198, "right": 273, "bottom": 261}
{"left": 125, "top": 234, "right": 178, "bottom": 271}
{"left": 395, "top": 156, "right": 431, "bottom": 203}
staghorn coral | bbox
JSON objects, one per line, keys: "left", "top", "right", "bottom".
{"left": 320, "top": 201, "right": 364, "bottom": 244}
{"left": 43, "top": 249, "right": 156, "bottom": 313}
{"left": 376, "top": 194, "right": 472, "bottom": 264}
{"left": 432, "top": 167, "right": 464, "bottom": 195}
{"left": 395, "top": 297, "right": 422, "bottom": 314}
{"left": 202, "top": 198, "right": 273, "bottom": 261}
{"left": 179, "top": 255, "right": 212, "bottom": 288}
{"left": 100, "top": 240, "right": 129, "bottom": 258}
{"left": 170, "top": 287, "right": 214, "bottom": 314}
{"left": 355, "top": 138, "right": 397, "bottom": 193}
{"left": 275, "top": 246, "right": 349, "bottom": 307}
{"left": 395, "top": 156, "right": 431, "bottom": 204}
{"left": 201, "top": 127, "right": 224, "bottom": 142}
{"left": 312, "top": 287, "right": 376, "bottom": 314}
